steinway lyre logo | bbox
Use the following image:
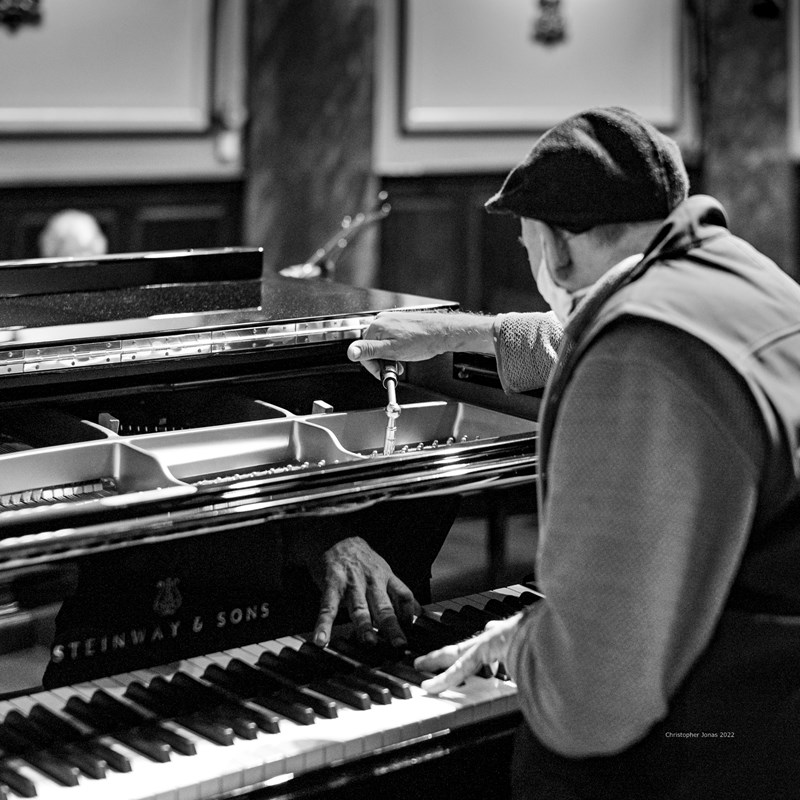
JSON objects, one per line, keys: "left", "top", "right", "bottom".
{"left": 153, "top": 577, "right": 182, "bottom": 617}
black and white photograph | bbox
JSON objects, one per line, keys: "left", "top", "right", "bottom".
{"left": 0, "top": 2, "right": 798, "bottom": 798}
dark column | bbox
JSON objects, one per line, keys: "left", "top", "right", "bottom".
{"left": 244, "top": 0, "right": 379, "bottom": 286}
{"left": 701, "top": 0, "right": 796, "bottom": 277}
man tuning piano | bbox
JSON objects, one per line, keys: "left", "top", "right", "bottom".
{"left": 314, "top": 106, "right": 800, "bottom": 799}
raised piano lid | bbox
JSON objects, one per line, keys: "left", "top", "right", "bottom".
{"left": 0, "top": 247, "right": 537, "bottom": 569}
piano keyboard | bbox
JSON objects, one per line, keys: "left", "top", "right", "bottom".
{"left": 0, "top": 585, "right": 542, "bottom": 800}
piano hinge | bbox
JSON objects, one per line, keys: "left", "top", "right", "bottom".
{"left": 211, "top": 316, "right": 371, "bottom": 353}
{"left": 0, "top": 347, "right": 24, "bottom": 375}
{"left": 21, "top": 341, "right": 122, "bottom": 373}
{"left": 0, "top": 316, "right": 376, "bottom": 378}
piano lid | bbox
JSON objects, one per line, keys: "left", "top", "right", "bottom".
{"left": 0, "top": 247, "right": 456, "bottom": 373}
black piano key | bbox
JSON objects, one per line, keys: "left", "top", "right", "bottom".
{"left": 203, "top": 670, "right": 316, "bottom": 727}
{"left": 290, "top": 645, "right": 392, "bottom": 704}
{"left": 89, "top": 691, "right": 147, "bottom": 728}
{"left": 411, "top": 615, "right": 465, "bottom": 650}
{"left": 256, "top": 651, "right": 298, "bottom": 679}
{"left": 253, "top": 693, "right": 315, "bottom": 726}
{"left": 271, "top": 684, "right": 339, "bottom": 720}
{"left": 27, "top": 706, "right": 132, "bottom": 773}
{"left": 268, "top": 649, "right": 320, "bottom": 683}
{"left": 64, "top": 696, "right": 153, "bottom": 761}
{"left": 172, "top": 672, "right": 280, "bottom": 735}
{"left": 177, "top": 712, "right": 236, "bottom": 747}
{"left": 328, "top": 636, "right": 408, "bottom": 669}
{"left": 25, "top": 706, "right": 78, "bottom": 743}
{"left": 337, "top": 673, "right": 392, "bottom": 705}
{"left": 256, "top": 651, "right": 356, "bottom": 713}
{"left": 0, "top": 761, "right": 37, "bottom": 798}
{"left": 141, "top": 677, "right": 193, "bottom": 716}
{"left": 298, "top": 642, "right": 412, "bottom": 700}
{"left": 278, "top": 646, "right": 335, "bottom": 680}
{"left": 207, "top": 707, "right": 259, "bottom": 741}
{"left": 309, "top": 678, "right": 371, "bottom": 711}
{"left": 58, "top": 742, "right": 107, "bottom": 781}
{"left": 141, "top": 723, "right": 196, "bottom": 757}
{"left": 0, "top": 735, "right": 80, "bottom": 788}
{"left": 2, "top": 711, "right": 107, "bottom": 780}
{"left": 482, "top": 598, "right": 516, "bottom": 618}
{"left": 229, "top": 657, "right": 338, "bottom": 719}
{"left": 83, "top": 739, "right": 133, "bottom": 774}
{"left": 202, "top": 663, "right": 246, "bottom": 693}
{"left": 89, "top": 691, "right": 197, "bottom": 756}
{"left": 125, "top": 680, "right": 180, "bottom": 718}
{"left": 378, "top": 661, "right": 436, "bottom": 687}
{"left": 465, "top": 601, "right": 504, "bottom": 622}
{"left": 497, "top": 595, "right": 523, "bottom": 611}
{"left": 64, "top": 696, "right": 171, "bottom": 764}
{"left": 474, "top": 664, "right": 498, "bottom": 680}
{"left": 263, "top": 648, "right": 370, "bottom": 708}
{"left": 518, "top": 590, "right": 542, "bottom": 606}
{"left": 277, "top": 647, "right": 329, "bottom": 681}
{"left": 0, "top": 725, "right": 37, "bottom": 753}
{"left": 0, "top": 731, "right": 81, "bottom": 788}
{"left": 141, "top": 678, "right": 237, "bottom": 747}
{"left": 441, "top": 604, "right": 495, "bottom": 629}
{"left": 435, "top": 612, "right": 480, "bottom": 639}
{"left": 216, "top": 661, "right": 321, "bottom": 723}
{"left": 154, "top": 675, "right": 260, "bottom": 740}
{"left": 362, "top": 668, "right": 413, "bottom": 700}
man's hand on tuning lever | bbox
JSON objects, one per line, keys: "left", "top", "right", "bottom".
{"left": 347, "top": 310, "right": 496, "bottom": 380}
{"left": 312, "top": 536, "right": 421, "bottom": 649}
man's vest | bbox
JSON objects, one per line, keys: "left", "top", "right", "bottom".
{"left": 523, "top": 196, "right": 800, "bottom": 799}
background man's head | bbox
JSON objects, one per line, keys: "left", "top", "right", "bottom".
{"left": 485, "top": 106, "right": 689, "bottom": 233}
{"left": 39, "top": 209, "right": 108, "bottom": 259}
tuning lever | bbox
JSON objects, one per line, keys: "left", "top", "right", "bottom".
{"left": 381, "top": 361, "right": 401, "bottom": 455}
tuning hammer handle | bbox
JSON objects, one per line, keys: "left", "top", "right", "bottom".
{"left": 380, "top": 360, "right": 400, "bottom": 388}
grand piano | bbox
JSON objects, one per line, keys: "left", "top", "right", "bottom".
{"left": 0, "top": 247, "right": 541, "bottom": 799}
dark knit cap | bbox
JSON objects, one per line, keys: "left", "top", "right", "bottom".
{"left": 485, "top": 106, "right": 689, "bottom": 232}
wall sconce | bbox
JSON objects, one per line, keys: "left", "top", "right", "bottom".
{"left": 532, "top": 0, "right": 567, "bottom": 45}
{"left": 0, "top": 0, "right": 42, "bottom": 33}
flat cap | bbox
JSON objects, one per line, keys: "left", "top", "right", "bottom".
{"left": 485, "top": 106, "right": 689, "bottom": 232}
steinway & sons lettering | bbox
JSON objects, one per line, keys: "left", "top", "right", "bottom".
{"left": 50, "top": 601, "right": 270, "bottom": 663}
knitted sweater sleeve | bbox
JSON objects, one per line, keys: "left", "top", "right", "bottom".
{"left": 493, "top": 311, "right": 563, "bottom": 393}
{"left": 506, "top": 319, "right": 766, "bottom": 756}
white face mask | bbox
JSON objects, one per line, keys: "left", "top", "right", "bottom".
{"left": 535, "top": 251, "right": 644, "bottom": 326}
{"left": 535, "top": 256, "right": 576, "bottom": 326}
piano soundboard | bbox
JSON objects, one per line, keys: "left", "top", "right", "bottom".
{"left": 0, "top": 584, "right": 542, "bottom": 800}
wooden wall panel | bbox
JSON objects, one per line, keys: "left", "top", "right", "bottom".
{"left": 379, "top": 175, "right": 550, "bottom": 312}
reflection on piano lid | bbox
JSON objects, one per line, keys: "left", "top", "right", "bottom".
{"left": 0, "top": 584, "right": 543, "bottom": 800}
